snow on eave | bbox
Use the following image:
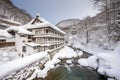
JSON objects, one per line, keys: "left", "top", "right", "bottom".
{"left": 40, "top": 44, "right": 51, "bottom": 47}
{"left": 26, "top": 42, "right": 51, "bottom": 47}
{"left": 26, "top": 42, "right": 41, "bottom": 47}
{"left": 22, "top": 22, "right": 50, "bottom": 29}
{"left": 49, "top": 23, "right": 66, "bottom": 35}
{"left": 0, "top": 29, "right": 12, "bottom": 38}
{"left": 6, "top": 26, "right": 33, "bottom": 35}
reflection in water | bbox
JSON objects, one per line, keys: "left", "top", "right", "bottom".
{"left": 45, "top": 65, "right": 107, "bottom": 80}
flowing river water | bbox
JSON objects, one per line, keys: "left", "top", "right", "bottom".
{"left": 45, "top": 65, "right": 107, "bottom": 80}
{"left": 34, "top": 64, "right": 107, "bottom": 80}
{"left": 34, "top": 47, "right": 107, "bottom": 80}
{"left": 34, "top": 58, "right": 107, "bottom": 80}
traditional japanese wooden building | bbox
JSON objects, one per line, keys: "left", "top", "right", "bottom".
{"left": 15, "top": 14, "right": 65, "bottom": 56}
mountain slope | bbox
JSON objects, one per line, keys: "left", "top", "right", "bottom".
{"left": 56, "top": 19, "right": 81, "bottom": 29}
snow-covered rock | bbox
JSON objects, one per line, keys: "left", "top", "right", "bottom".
{"left": 78, "top": 55, "right": 98, "bottom": 69}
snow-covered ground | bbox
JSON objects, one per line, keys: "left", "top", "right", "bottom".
{"left": 78, "top": 44, "right": 120, "bottom": 80}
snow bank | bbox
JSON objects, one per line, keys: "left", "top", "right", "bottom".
{"left": 78, "top": 46, "right": 120, "bottom": 80}
{"left": 53, "top": 46, "right": 83, "bottom": 59}
{"left": 78, "top": 55, "right": 98, "bottom": 69}
{"left": 97, "top": 52, "right": 120, "bottom": 80}
{"left": 0, "top": 52, "right": 48, "bottom": 79}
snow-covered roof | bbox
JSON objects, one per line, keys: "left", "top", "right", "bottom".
{"left": 0, "top": 18, "right": 21, "bottom": 25}
{"left": 0, "top": 37, "right": 6, "bottom": 40}
{"left": 0, "top": 29, "right": 12, "bottom": 38}
{"left": 21, "top": 14, "right": 66, "bottom": 35}
{"left": 6, "top": 26, "right": 33, "bottom": 35}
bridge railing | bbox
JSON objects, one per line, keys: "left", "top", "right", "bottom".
{"left": 0, "top": 51, "right": 49, "bottom": 79}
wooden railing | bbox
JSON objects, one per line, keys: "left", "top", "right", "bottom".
{"left": 0, "top": 42, "right": 15, "bottom": 48}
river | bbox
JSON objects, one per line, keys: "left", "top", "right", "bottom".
{"left": 33, "top": 64, "right": 107, "bottom": 80}
{"left": 33, "top": 47, "right": 107, "bottom": 80}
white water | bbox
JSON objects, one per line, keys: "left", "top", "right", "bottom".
{"left": 65, "top": 64, "right": 72, "bottom": 72}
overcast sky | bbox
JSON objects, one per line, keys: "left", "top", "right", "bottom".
{"left": 11, "top": 0, "right": 99, "bottom": 24}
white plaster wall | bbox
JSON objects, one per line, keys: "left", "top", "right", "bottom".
{"left": 6, "top": 37, "right": 15, "bottom": 42}
{"left": 15, "top": 34, "right": 26, "bottom": 54}
{"left": 26, "top": 46, "right": 34, "bottom": 54}
{"left": 26, "top": 46, "right": 38, "bottom": 54}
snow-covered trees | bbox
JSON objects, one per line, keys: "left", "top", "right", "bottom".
{"left": 0, "top": 0, "right": 32, "bottom": 25}
{"left": 92, "top": 0, "right": 120, "bottom": 48}
{"left": 92, "top": 0, "right": 120, "bottom": 11}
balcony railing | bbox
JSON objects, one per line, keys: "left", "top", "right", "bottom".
{"left": 34, "top": 41, "right": 65, "bottom": 45}
{"left": 34, "top": 33, "right": 64, "bottom": 38}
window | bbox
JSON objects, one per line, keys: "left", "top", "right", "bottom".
{"left": 8, "top": 30, "right": 15, "bottom": 36}
{"left": 35, "top": 31, "right": 38, "bottom": 34}
{"left": 22, "top": 46, "right": 26, "bottom": 52}
{"left": 119, "top": 13, "right": 120, "bottom": 15}
{"left": 49, "top": 45, "right": 54, "bottom": 49}
{"left": 28, "top": 41, "right": 31, "bottom": 42}
{"left": 23, "top": 41, "right": 25, "bottom": 43}
{"left": 0, "top": 40, "right": 6, "bottom": 42}
{"left": 46, "top": 29, "right": 49, "bottom": 33}
{"left": 118, "top": 22, "right": 120, "bottom": 24}
{"left": 32, "top": 38, "right": 36, "bottom": 41}
{"left": 20, "top": 35, "right": 25, "bottom": 37}
{"left": 28, "top": 35, "right": 32, "bottom": 39}
{"left": 34, "top": 47, "right": 36, "bottom": 50}
{"left": 28, "top": 29, "right": 32, "bottom": 32}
